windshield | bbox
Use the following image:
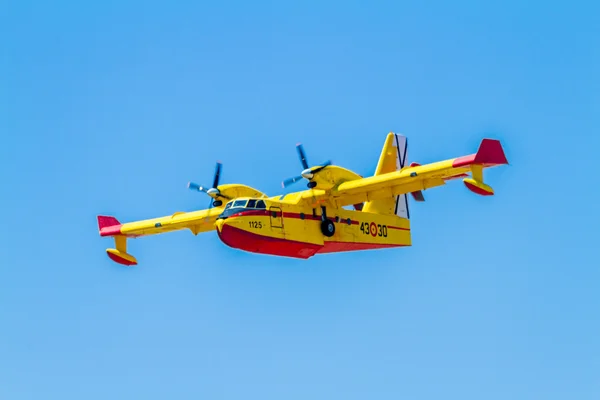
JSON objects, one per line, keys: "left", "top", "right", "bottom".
{"left": 224, "top": 199, "right": 266, "bottom": 209}
{"left": 233, "top": 200, "right": 247, "bottom": 208}
{"left": 217, "top": 198, "right": 267, "bottom": 219}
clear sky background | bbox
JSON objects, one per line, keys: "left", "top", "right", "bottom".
{"left": 1, "top": 1, "right": 599, "bottom": 399}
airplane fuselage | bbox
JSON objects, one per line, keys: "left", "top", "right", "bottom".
{"left": 214, "top": 197, "right": 411, "bottom": 259}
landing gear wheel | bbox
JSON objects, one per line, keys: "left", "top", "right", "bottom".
{"left": 320, "top": 219, "right": 335, "bottom": 237}
{"left": 213, "top": 200, "right": 222, "bottom": 207}
{"left": 307, "top": 181, "right": 317, "bottom": 189}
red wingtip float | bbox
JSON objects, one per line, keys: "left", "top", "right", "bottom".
{"left": 97, "top": 216, "right": 137, "bottom": 266}
{"left": 106, "top": 249, "right": 138, "bottom": 266}
{"left": 96, "top": 132, "right": 509, "bottom": 264}
{"left": 452, "top": 139, "right": 509, "bottom": 196}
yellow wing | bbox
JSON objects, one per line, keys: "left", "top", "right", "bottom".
{"left": 96, "top": 207, "right": 223, "bottom": 266}
{"left": 294, "top": 138, "right": 509, "bottom": 209}
{"left": 97, "top": 183, "right": 269, "bottom": 266}
{"left": 98, "top": 207, "right": 223, "bottom": 238}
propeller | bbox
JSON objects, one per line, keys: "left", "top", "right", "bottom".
{"left": 282, "top": 143, "right": 332, "bottom": 189}
{"left": 187, "top": 161, "right": 231, "bottom": 208}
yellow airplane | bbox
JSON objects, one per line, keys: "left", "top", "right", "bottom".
{"left": 97, "top": 132, "right": 509, "bottom": 265}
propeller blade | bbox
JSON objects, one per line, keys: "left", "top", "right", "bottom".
{"left": 212, "top": 162, "right": 222, "bottom": 189}
{"left": 204, "top": 197, "right": 215, "bottom": 222}
{"left": 296, "top": 143, "right": 309, "bottom": 170}
{"left": 188, "top": 182, "right": 208, "bottom": 193}
{"left": 311, "top": 160, "right": 332, "bottom": 173}
{"left": 282, "top": 175, "right": 304, "bottom": 188}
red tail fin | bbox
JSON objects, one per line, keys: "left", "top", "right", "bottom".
{"left": 97, "top": 215, "right": 122, "bottom": 236}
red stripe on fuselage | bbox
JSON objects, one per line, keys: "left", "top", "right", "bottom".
{"left": 227, "top": 209, "right": 408, "bottom": 230}
{"left": 283, "top": 212, "right": 320, "bottom": 221}
{"left": 229, "top": 209, "right": 271, "bottom": 217}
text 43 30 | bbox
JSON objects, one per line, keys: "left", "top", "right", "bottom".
{"left": 359, "top": 222, "right": 388, "bottom": 237}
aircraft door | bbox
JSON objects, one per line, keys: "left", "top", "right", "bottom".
{"left": 269, "top": 206, "right": 283, "bottom": 229}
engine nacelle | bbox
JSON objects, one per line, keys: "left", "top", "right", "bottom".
{"left": 463, "top": 178, "right": 494, "bottom": 196}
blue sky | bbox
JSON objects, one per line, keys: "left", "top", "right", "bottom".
{"left": 1, "top": 1, "right": 599, "bottom": 399}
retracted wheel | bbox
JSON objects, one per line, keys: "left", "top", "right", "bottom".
{"left": 213, "top": 200, "right": 222, "bottom": 207}
{"left": 320, "top": 219, "right": 335, "bottom": 237}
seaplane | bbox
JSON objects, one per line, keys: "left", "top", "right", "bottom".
{"left": 97, "top": 132, "right": 509, "bottom": 265}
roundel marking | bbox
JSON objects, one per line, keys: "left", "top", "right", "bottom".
{"left": 369, "top": 222, "right": 377, "bottom": 237}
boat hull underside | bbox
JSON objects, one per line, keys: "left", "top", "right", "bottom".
{"left": 216, "top": 219, "right": 409, "bottom": 259}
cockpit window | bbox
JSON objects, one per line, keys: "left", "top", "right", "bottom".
{"left": 223, "top": 198, "right": 266, "bottom": 210}
{"left": 233, "top": 200, "right": 247, "bottom": 208}
{"left": 216, "top": 198, "right": 268, "bottom": 221}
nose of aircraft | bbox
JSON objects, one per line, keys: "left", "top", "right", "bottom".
{"left": 214, "top": 215, "right": 247, "bottom": 251}
{"left": 215, "top": 216, "right": 243, "bottom": 233}
{"left": 215, "top": 218, "right": 226, "bottom": 233}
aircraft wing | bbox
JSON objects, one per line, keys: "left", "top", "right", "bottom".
{"left": 323, "top": 138, "right": 509, "bottom": 208}
{"left": 98, "top": 207, "right": 223, "bottom": 238}
{"left": 97, "top": 207, "right": 223, "bottom": 266}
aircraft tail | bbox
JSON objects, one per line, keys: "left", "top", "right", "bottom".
{"left": 362, "top": 132, "right": 417, "bottom": 219}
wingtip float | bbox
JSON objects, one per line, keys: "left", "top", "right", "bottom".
{"left": 97, "top": 133, "right": 509, "bottom": 265}
{"left": 97, "top": 216, "right": 137, "bottom": 266}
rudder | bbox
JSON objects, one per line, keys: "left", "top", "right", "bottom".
{"left": 362, "top": 132, "right": 411, "bottom": 219}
